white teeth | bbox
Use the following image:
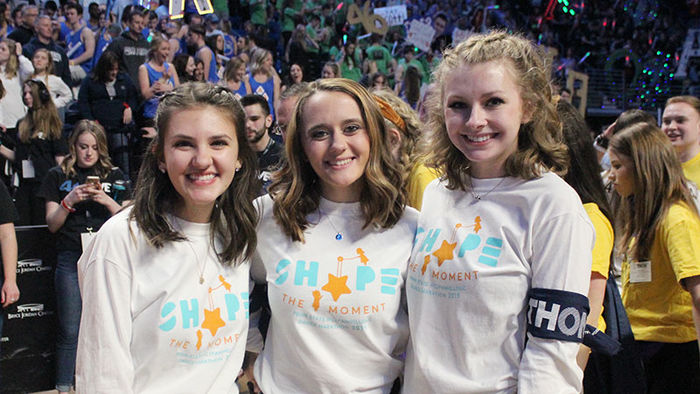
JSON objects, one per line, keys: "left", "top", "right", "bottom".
{"left": 330, "top": 158, "right": 352, "bottom": 166}
{"left": 189, "top": 174, "right": 215, "bottom": 181}
{"left": 466, "top": 134, "right": 492, "bottom": 142}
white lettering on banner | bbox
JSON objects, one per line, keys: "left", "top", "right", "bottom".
{"left": 374, "top": 5, "right": 407, "bottom": 27}
{"left": 7, "top": 303, "right": 55, "bottom": 320}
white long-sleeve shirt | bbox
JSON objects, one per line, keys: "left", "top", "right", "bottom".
{"left": 76, "top": 208, "right": 250, "bottom": 393}
{"left": 251, "top": 195, "right": 418, "bottom": 393}
{"left": 0, "top": 55, "right": 32, "bottom": 128}
{"left": 32, "top": 74, "right": 73, "bottom": 110}
{"left": 404, "top": 173, "right": 594, "bottom": 394}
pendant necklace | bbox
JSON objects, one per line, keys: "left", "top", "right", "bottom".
{"left": 184, "top": 238, "right": 210, "bottom": 284}
{"left": 319, "top": 208, "right": 343, "bottom": 240}
{"left": 469, "top": 176, "right": 507, "bottom": 202}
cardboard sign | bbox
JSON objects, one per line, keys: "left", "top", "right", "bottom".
{"left": 406, "top": 19, "right": 435, "bottom": 52}
{"left": 347, "top": 1, "right": 389, "bottom": 35}
{"left": 374, "top": 5, "right": 407, "bottom": 27}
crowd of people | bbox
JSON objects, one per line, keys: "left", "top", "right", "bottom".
{"left": 0, "top": 0, "right": 698, "bottom": 393}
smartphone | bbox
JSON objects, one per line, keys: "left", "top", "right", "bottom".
{"left": 86, "top": 176, "right": 101, "bottom": 190}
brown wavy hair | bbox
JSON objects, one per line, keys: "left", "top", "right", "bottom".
{"left": 610, "top": 123, "right": 698, "bottom": 261}
{"left": 60, "top": 120, "right": 113, "bottom": 178}
{"left": 423, "top": 30, "right": 568, "bottom": 190}
{"left": 18, "top": 80, "right": 62, "bottom": 143}
{"left": 269, "top": 78, "right": 406, "bottom": 243}
{"left": 129, "top": 82, "right": 260, "bottom": 265}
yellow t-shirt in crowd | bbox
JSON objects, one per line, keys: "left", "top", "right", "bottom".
{"left": 406, "top": 162, "right": 440, "bottom": 210}
{"left": 622, "top": 203, "right": 700, "bottom": 343}
{"left": 584, "top": 203, "right": 613, "bottom": 332}
{"left": 682, "top": 151, "right": 700, "bottom": 185}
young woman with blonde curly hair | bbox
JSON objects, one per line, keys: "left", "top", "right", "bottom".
{"left": 404, "top": 31, "right": 594, "bottom": 392}
{"left": 249, "top": 78, "right": 417, "bottom": 392}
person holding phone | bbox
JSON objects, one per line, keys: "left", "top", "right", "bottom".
{"left": 38, "top": 120, "right": 130, "bottom": 394}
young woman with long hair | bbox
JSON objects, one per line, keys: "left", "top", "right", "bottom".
{"left": 320, "top": 61, "right": 340, "bottom": 79}
{"left": 404, "top": 32, "right": 593, "bottom": 392}
{"left": 0, "top": 79, "right": 66, "bottom": 224}
{"left": 38, "top": 120, "right": 130, "bottom": 394}
{"left": 248, "top": 47, "right": 280, "bottom": 120}
{"left": 557, "top": 100, "right": 614, "bottom": 371}
{"left": 75, "top": 83, "right": 261, "bottom": 391}
{"left": 249, "top": 78, "right": 417, "bottom": 392}
{"left": 172, "top": 53, "right": 195, "bottom": 82}
{"left": 222, "top": 56, "right": 251, "bottom": 99}
{"left": 608, "top": 123, "right": 700, "bottom": 393}
{"left": 30, "top": 48, "right": 72, "bottom": 114}
{"left": 138, "top": 36, "right": 179, "bottom": 125}
{"left": 0, "top": 38, "right": 32, "bottom": 131}
{"left": 77, "top": 50, "right": 139, "bottom": 177}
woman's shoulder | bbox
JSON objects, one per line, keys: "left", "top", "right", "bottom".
{"left": 254, "top": 193, "right": 275, "bottom": 221}
{"left": 665, "top": 202, "right": 700, "bottom": 226}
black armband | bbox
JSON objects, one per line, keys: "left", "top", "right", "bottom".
{"left": 526, "top": 288, "right": 589, "bottom": 343}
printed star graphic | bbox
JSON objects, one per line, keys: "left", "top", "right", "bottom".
{"left": 201, "top": 307, "right": 226, "bottom": 336}
{"left": 322, "top": 274, "right": 352, "bottom": 301}
{"left": 432, "top": 240, "right": 457, "bottom": 266}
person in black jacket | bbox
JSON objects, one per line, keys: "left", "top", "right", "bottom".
{"left": 23, "top": 15, "right": 71, "bottom": 87}
{"left": 104, "top": 10, "right": 148, "bottom": 93}
{"left": 77, "top": 51, "right": 138, "bottom": 178}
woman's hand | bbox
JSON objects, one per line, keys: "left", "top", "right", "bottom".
{"left": 65, "top": 184, "right": 93, "bottom": 207}
{"left": 123, "top": 106, "right": 132, "bottom": 125}
{"left": 86, "top": 185, "right": 110, "bottom": 206}
{"left": 1, "top": 279, "right": 19, "bottom": 308}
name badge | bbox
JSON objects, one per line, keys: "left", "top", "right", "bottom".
{"left": 22, "top": 160, "right": 35, "bottom": 178}
{"left": 81, "top": 227, "right": 96, "bottom": 252}
{"left": 630, "top": 261, "right": 652, "bottom": 283}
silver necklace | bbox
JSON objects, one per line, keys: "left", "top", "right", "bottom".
{"left": 319, "top": 208, "right": 343, "bottom": 241}
{"left": 469, "top": 177, "right": 507, "bottom": 202}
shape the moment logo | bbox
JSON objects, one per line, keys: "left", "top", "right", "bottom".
{"left": 17, "top": 259, "right": 52, "bottom": 274}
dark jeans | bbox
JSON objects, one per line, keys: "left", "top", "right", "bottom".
{"left": 637, "top": 340, "right": 700, "bottom": 394}
{"left": 14, "top": 180, "right": 46, "bottom": 225}
{"left": 55, "top": 249, "right": 82, "bottom": 392}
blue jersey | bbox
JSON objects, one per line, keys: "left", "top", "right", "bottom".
{"left": 143, "top": 62, "right": 175, "bottom": 119}
{"left": 248, "top": 73, "right": 275, "bottom": 120}
{"left": 196, "top": 46, "right": 219, "bottom": 83}
{"left": 66, "top": 25, "right": 92, "bottom": 72}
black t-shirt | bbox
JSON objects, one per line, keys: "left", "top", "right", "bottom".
{"left": 0, "top": 181, "right": 18, "bottom": 225}
{"left": 14, "top": 134, "right": 69, "bottom": 183}
{"left": 37, "top": 166, "right": 131, "bottom": 252}
{"left": 257, "top": 138, "right": 283, "bottom": 193}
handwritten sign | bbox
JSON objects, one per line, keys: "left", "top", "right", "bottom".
{"left": 347, "top": 1, "right": 389, "bottom": 35}
{"left": 374, "top": 5, "right": 407, "bottom": 27}
{"left": 406, "top": 19, "right": 435, "bottom": 52}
